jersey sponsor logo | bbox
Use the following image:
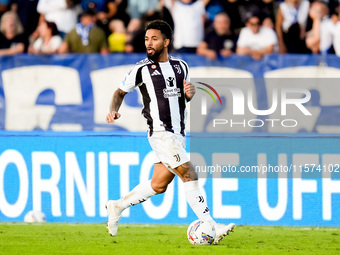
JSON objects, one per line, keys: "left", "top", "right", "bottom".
{"left": 163, "top": 87, "right": 181, "bottom": 98}
{"left": 163, "top": 77, "right": 181, "bottom": 98}
{"left": 166, "top": 77, "right": 175, "bottom": 87}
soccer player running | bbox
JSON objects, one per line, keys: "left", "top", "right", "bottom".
{"left": 105, "top": 20, "right": 235, "bottom": 243}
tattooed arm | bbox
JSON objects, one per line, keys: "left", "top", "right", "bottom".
{"left": 106, "top": 88, "right": 128, "bottom": 124}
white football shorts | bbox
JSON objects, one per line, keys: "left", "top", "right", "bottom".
{"left": 148, "top": 131, "right": 189, "bottom": 171}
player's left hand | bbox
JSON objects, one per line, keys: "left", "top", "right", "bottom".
{"left": 184, "top": 80, "right": 195, "bottom": 101}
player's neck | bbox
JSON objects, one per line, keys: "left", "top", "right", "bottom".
{"left": 155, "top": 51, "right": 169, "bottom": 63}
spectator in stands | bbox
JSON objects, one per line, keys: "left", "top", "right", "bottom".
{"left": 329, "top": 0, "right": 340, "bottom": 26}
{"left": 306, "top": 0, "right": 336, "bottom": 54}
{"left": 276, "top": 0, "right": 310, "bottom": 54}
{"left": 0, "top": 11, "right": 27, "bottom": 55}
{"left": 262, "top": 15, "right": 275, "bottom": 29}
{"left": 36, "top": 0, "right": 81, "bottom": 38}
{"left": 197, "top": 12, "right": 237, "bottom": 59}
{"left": 239, "top": 0, "right": 276, "bottom": 27}
{"left": 82, "top": 0, "right": 130, "bottom": 27}
{"left": 236, "top": 12, "right": 278, "bottom": 60}
{"left": 164, "top": 0, "right": 205, "bottom": 53}
{"left": 220, "top": 0, "right": 243, "bottom": 33}
{"left": 28, "top": 19, "right": 62, "bottom": 54}
{"left": 81, "top": 0, "right": 119, "bottom": 36}
{"left": 221, "top": 0, "right": 276, "bottom": 34}
{"left": 58, "top": 8, "right": 109, "bottom": 54}
{"left": 203, "top": 0, "right": 225, "bottom": 27}
{"left": 260, "top": 0, "right": 276, "bottom": 26}
{"left": 108, "top": 19, "right": 126, "bottom": 52}
{"left": 10, "top": 0, "right": 39, "bottom": 43}
{"left": 111, "top": 0, "right": 130, "bottom": 28}
{"left": 125, "top": 18, "right": 142, "bottom": 53}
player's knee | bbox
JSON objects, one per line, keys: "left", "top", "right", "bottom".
{"left": 151, "top": 183, "right": 168, "bottom": 194}
{"left": 153, "top": 185, "right": 168, "bottom": 194}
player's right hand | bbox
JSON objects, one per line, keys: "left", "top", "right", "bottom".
{"left": 106, "top": 111, "right": 121, "bottom": 124}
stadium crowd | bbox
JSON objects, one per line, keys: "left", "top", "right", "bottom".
{"left": 0, "top": 0, "right": 339, "bottom": 59}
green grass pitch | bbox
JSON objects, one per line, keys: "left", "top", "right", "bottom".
{"left": 0, "top": 223, "right": 339, "bottom": 255}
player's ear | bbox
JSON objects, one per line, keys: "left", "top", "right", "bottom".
{"left": 164, "top": 38, "right": 170, "bottom": 47}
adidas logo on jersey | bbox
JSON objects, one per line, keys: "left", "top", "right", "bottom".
{"left": 151, "top": 70, "right": 161, "bottom": 76}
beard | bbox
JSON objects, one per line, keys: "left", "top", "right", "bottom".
{"left": 146, "top": 46, "right": 164, "bottom": 61}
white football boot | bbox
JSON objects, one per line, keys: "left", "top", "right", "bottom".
{"left": 213, "top": 223, "right": 236, "bottom": 244}
{"left": 105, "top": 200, "right": 122, "bottom": 236}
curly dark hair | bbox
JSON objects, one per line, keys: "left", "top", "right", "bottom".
{"left": 145, "top": 20, "right": 172, "bottom": 42}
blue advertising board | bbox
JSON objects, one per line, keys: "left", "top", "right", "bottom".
{"left": 0, "top": 132, "right": 339, "bottom": 226}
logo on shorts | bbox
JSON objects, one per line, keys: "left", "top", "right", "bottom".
{"left": 174, "top": 154, "right": 181, "bottom": 162}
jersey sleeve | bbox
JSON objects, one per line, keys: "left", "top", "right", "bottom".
{"left": 118, "top": 65, "right": 143, "bottom": 93}
{"left": 185, "top": 68, "right": 190, "bottom": 83}
{"left": 180, "top": 60, "right": 190, "bottom": 82}
{"left": 179, "top": 60, "right": 191, "bottom": 103}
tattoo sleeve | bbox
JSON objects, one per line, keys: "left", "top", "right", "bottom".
{"left": 110, "top": 88, "right": 127, "bottom": 112}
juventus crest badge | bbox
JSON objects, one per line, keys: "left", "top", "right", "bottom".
{"left": 174, "top": 65, "right": 181, "bottom": 74}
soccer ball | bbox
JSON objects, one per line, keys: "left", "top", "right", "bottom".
{"left": 24, "top": 210, "right": 47, "bottom": 223}
{"left": 187, "top": 219, "right": 216, "bottom": 245}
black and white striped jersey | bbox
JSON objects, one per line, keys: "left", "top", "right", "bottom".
{"left": 119, "top": 55, "right": 190, "bottom": 136}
